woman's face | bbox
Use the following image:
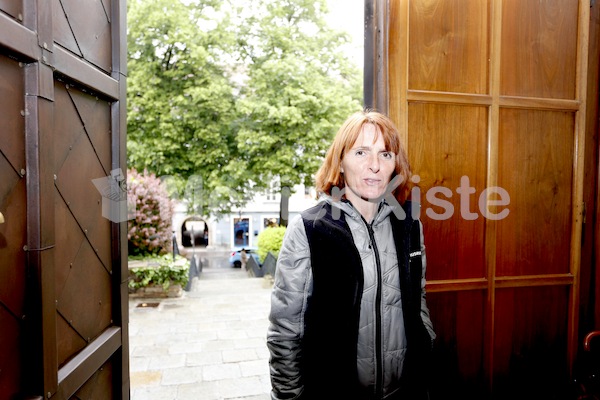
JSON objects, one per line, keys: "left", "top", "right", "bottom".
{"left": 341, "top": 123, "right": 396, "bottom": 204}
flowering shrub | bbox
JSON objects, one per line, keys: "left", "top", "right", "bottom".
{"left": 127, "top": 168, "right": 174, "bottom": 256}
{"left": 256, "top": 226, "right": 287, "bottom": 262}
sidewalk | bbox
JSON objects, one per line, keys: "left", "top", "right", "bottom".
{"left": 128, "top": 258, "right": 274, "bottom": 400}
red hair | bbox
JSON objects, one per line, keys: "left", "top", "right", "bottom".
{"left": 314, "top": 110, "right": 413, "bottom": 204}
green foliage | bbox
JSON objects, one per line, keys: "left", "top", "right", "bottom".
{"left": 127, "top": 168, "right": 174, "bottom": 256}
{"left": 128, "top": 254, "right": 190, "bottom": 291}
{"left": 127, "top": 0, "right": 241, "bottom": 214}
{"left": 232, "top": 0, "right": 363, "bottom": 192}
{"left": 127, "top": 0, "right": 363, "bottom": 217}
{"left": 257, "top": 226, "right": 287, "bottom": 262}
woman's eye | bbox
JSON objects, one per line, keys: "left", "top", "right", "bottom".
{"left": 381, "top": 152, "right": 394, "bottom": 159}
{"left": 355, "top": 150, "right": 365, "bottom": 156}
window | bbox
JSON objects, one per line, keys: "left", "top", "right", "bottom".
{"left": 233, "top": 217, "right": 250, "bottom": 247}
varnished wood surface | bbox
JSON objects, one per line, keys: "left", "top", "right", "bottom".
{"left": 386, "top": 0, "right": 596, "bottom": 397}
{"left": 0, "top": 0, "right": 129, "bottom": 398}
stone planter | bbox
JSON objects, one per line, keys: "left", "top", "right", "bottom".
{"left": 128, "top": 256, "right": 190, "bottom": 298}
{"left": 129, "top": 283, "right": 183, "bottom": 299}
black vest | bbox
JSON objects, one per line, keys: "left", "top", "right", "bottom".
{"left": 300, "top": 200, "right": 431, "bottom": 400}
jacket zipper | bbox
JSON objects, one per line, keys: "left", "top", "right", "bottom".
{"left": 365, "top": 219, "right": 383, "bottom": 399}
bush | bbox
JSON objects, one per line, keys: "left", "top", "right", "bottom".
{"left": 128, "top": 254, "right": 190, "bottom": 291}
{"left": 256, "top": 226, "right": 287, "bottom": 262}
{"left": 127, "top": 168, "right": 174, "bottom": 256}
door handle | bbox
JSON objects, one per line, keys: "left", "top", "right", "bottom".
{"left": 0, "top": 212, "right": 4, "bottom": 224}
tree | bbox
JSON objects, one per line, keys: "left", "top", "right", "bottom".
{"left": 126, "top": 0, "right": 363, "bottom": 219}
{"left": 232, "top": 0, "right": 363, "bottom": 224}
{"left": 127, "top": 0, "right": 246, "bottom": 215}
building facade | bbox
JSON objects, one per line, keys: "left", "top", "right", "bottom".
{"left": 172, "top": 183, "right": 318, "bottom": 251}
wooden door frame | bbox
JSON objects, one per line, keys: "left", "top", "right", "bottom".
{"left": 590, "top": 0, "right": 600, "bottom": 338}
{"left": 580, "top": 0, "right": 600, "bottom": 353}
{"left": 364, "top": 0, "right": 389, "bottom": 114}
{"left": 0, "top": 0, "right": 129, "bottom": 398}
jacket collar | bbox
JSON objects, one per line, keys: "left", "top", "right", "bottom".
{"left": 319, "top": 195, "right": 398, "bottom": 226}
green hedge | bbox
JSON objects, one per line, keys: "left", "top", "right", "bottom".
{"left": 256, "top": 226, "right": 286, "bottom": 262}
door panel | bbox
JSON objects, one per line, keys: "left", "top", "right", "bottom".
{"left": 0, "top": 54, "right": 27, "bottom": 398}
{"left": 501, "top": 0, "right": 579, "bottom": 98}
{"left": 409, "top": 0, "right": 490, "bottom": 94}
{"left": 53, "top": 0, "right": 83, "bottom": 57}
{"left": 0, "top": 0, "right": 23, "bottom": 21}
{"left": 427, "top": 291, "right": 487, "bottom": 400}
{"left": 379, "top": 0, "right": 596, "bottom": 397}
{"left": 493, "top": 286, "right": 570, "bottom": 398}
{"left": 408, "top": 103, "right": 488, "bottom": 280}
{"left": 72, "top": 360, "right": 114, "bottom": 399}
{"left": 0, "top": 57, "right": 26, "bottom": 168}
{"left": 497, "top": 109, "right": 574, "bottom": 277}
{"left": 57, "top": 0, "right": 113, "bottom": 73}
{"left": 0, "top": 0, "right": 128, "bottom": 398}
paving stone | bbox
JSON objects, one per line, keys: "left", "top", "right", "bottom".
{"left": 131, "top": 345, "right": 169, "bottom": 357}
{"left": 176, "top": 381, "right": 220, "bottom": 399}
{"left": 228, "top": 395, "right": 270, "bottom": 400}
{"left": 216, "top": 376, "right": 270, "bottom": 399}
{"left": 202, "top": 339, "right": 238, "bottom": 351}
{"left": 240, "top": 359, "right": 270, "bottom": 378}
{"left": 168, "top": 341, "right": 204, "bottom": 355}
{"left": 161, "top": 366, "right": 204, "bottom": 385}
{"left": 131, "top": 386, "right": 178, "bottom": 400}
{"left": 185, "top": 350, "right": 223, "bottom": 367}
{"left": 233, "top": 337, "right": 266, "bottom": 350}
{"left": 202, "top": 363, "right": 242, "bottom": 381}
{"left": 255, "top": 346, "right": 271, "bottom": 360}
{"left": 217, "top": 329, "right": 249, "bottom": 340}
{"left": 129, "top": 259, "right": 274, "bottom": 399}
{"left": 130, "top": 370, "right": 162, "bottom": 387}
{"left": 222, "top": 348, "right": 258, "bottom": 363}
{"left": 147, "top": 354, "right": 187, "bottom": 370}
{"left": 129, "top": 356, "right": 151, "bottom": 373}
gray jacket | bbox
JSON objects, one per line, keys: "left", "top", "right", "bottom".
{"left": 267, "top": 197, "right": 436, "bottom": 399}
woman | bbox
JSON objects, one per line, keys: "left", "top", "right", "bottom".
{"left": 267, "top": 110, "right": 435, "bottom": 400}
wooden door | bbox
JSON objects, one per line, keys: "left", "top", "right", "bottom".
{"left": 0, "top": 0, "right": 128, "bottom": 399}
{"left": 366, "top": 0, "right": 600, "bottom": 398}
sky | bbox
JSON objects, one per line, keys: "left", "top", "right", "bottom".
{"left": 325, "top": 0, "right": 364, "bottom": 70}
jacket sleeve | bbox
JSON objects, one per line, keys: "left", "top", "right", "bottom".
{"left": 267, "top": 215, "right": 313, "bottom": 400}
{"left": 418, "top": 220, "right": 436, "bottom": 346}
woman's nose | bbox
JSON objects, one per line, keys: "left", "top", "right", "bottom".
{"left": 369, "top": 154, "right": 380, "bottom": 173}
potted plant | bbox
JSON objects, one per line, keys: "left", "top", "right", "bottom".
{"left": 128, "top": 254, "right": 190, "bottom": 298}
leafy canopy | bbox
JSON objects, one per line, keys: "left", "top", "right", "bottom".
{"left": 127, "top": 0, "right": 363, "bottom": 217}
{"left": 232, "top": 0, "right": 362, "bottom": 192}
{"left": 127, "top": 0, "right": 244, "bottom": 214}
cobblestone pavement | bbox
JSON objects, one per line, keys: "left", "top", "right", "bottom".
{"left": 128, "top": 250, "right": 273, "bottom": 400}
